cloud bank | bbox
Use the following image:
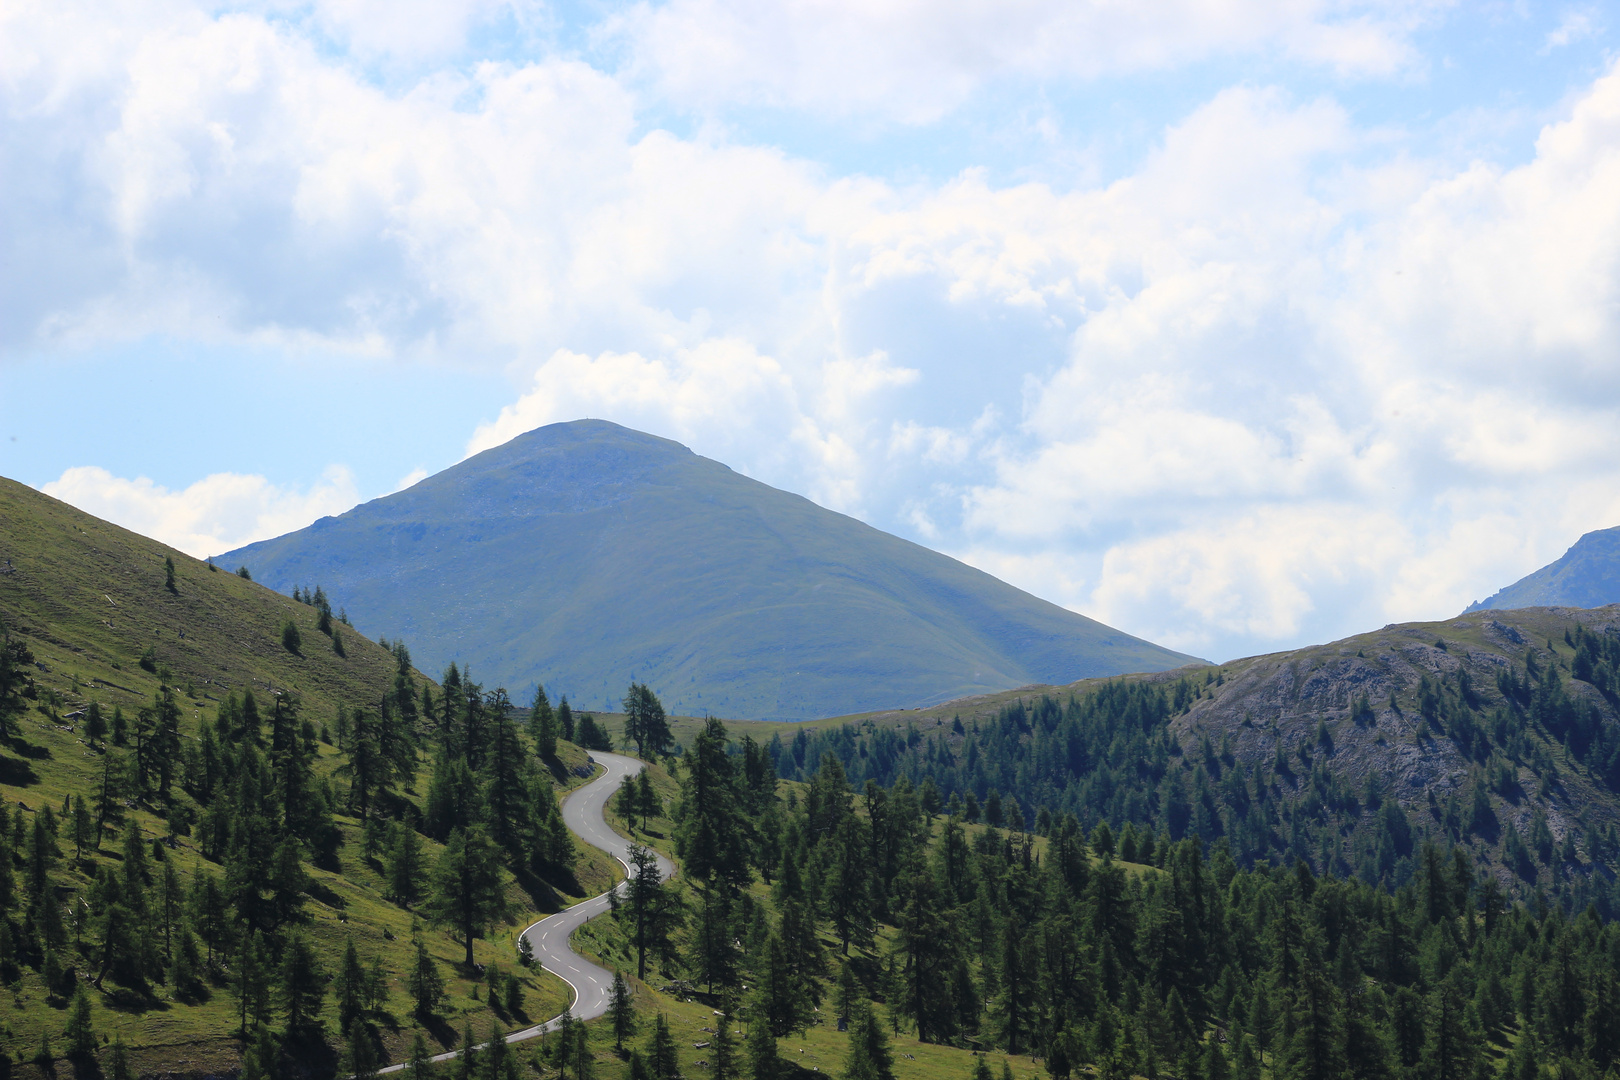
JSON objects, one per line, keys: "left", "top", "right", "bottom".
{"left": 7, "top": 0, "right": 1620, "bottom": 661}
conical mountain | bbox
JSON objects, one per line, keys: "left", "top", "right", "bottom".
{"left": 221, "top": 420, "right": 1195, "bottom": 719}
{"left": 1466, "top": 525, "right": 1620, "bottom": 612}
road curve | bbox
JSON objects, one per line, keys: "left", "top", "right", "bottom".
{"left": 381, "top": 751, "right": 676, "bottom": 1073}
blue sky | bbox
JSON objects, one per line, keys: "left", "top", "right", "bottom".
{"left": 4, "top": 0, "right": 1620, "bottom": 663}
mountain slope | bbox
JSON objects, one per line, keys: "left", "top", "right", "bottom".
{"left": 222, "top": 420, "right": 1195, "bottom": 719}
{"left": 768, "top": 604, "right": 1620, "bottom": 907}
{"left": 0, "top": 478, "right": 602, "bottom": 1073}
{"left": 1466, "top": 525, "right": 1620, "bottom": 611}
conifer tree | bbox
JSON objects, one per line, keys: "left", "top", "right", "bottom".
{"left": 429, "top": 826, "right": 510, "bottom": 968}
{"left": 557, "top": 697, "right": 574, "bottom": 743}
{"left": 84, "top": 699, "right": 107, "bottom": 747}
{"left": 485, "top": 1021, "right": 515, "bottom": 1080}
{"left": 278, "top": 931, "right": 326, "bottom": 1035}
{"left": 233, "top": 930, "right": 272, "bottom": 1035}
{"left": 410, "top": 921, "right": 447, "bottom": 1020}
{"left": 389, "top": 821, "right": 427, "bottom": 906}
{"left": 707, "top": 1011, "right": 737, "bottom": 1080}
{"left": 530, "top": 685, "right": 557, "bottom": 759}
{"left": 71, "top": 796, "right": 93, "bottom": 862}
{"left": 407, "top": 1031, "right": 436, "bottom": 1079}
{"left": 345, "top": 1027, "right": 381, "bottom": 1080}
{"left": 745, "top": 996, "right": 778, "bottom": 1080}
{"left": 65, "top": 983, "right": 96, "bottom": 1057}
{"left": 608, "top": 969, "right": 637, "bottom": 1052}
{"left": 108, "top": 1036, "right": 133, "bottom": 1080}
{"left": 337, "top": 937, "right": 368, "bottom": 1033}
{"left": 457, "top": 1020, "right": 479, "bottom": 1080}
{"left": 624, "top": 843, "right": 680, "bottom": 981}
{"left": 649, "top": 1014, "right": 680, "bottom": 1080}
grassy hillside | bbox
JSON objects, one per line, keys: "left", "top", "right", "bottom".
{"left": 0, "top": 478, "right": 613, "bottom": 1075}
{"left": 220, "top": 419, "right": 1195, "bottom": 721}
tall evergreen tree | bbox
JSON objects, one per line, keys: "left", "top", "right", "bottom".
{"left": 530, "top": 685, "right": 557, "bottom": 760}
{"left": 842, "top": 999, "right": 895, "bottom": 1080}
{"left": 429, "top": 826, "right": 510, "bottom": 968}
{"left": 609, "top": 969, "right": 637, "bottom": 1052}
{"left": 410, "top": 922, "right": 447, "bottom": 1021}
{"left": 649, "top": 1014, "right": 680, "bottom": 1080}
{"left": 279, "top": 932, "right": 326, "bottom": 1035}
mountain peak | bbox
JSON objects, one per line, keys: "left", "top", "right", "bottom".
{"left": 224, "top": 422, "right": 1196, "bottom": 719}
{"left": 1467, "top": 525, "right": 1620, "bottom": 612}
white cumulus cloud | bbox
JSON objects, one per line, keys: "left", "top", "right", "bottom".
{"left": 41, "top": 465, "right": 361, "bottom": 558}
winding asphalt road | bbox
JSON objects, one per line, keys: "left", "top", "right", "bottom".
{"left": 381, "top": 751, "right": 676, "bottom": 1073}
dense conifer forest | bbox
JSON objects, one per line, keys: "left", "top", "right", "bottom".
{"left": 763, "top": 620, "right": 1620, "bottom": 920}
{"left": 589, "top": 712, "right": 1620, "bottom": 1080}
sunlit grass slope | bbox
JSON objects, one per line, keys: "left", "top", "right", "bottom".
{"left": 0, "top": 478, "right": 613, "bottom": 1074}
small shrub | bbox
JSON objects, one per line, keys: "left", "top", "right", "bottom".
{"left": 237, "top": 566, "right": 252, "bottom": 580}
{"left": 138, "top": 647, "right": 157, "bottom": 673}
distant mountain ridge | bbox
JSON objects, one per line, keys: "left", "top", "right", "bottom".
{"left": 222, "top": 420, "right": 1196, "bottom": 719}
{"left": 1467, "top": 525, "right": 1620, "bottom": 612}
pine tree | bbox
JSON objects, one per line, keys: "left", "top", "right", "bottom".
{"left": 843, "top": 999, "right": 894, "bottom": 1080}
{"left": 638, "top": 772, "right": 664, "bottom": 829}
{"left": 65, "top": 983, "right": 96, "bottom": 1057}
{"left": 410, "top": 922, "right": 447, "bottom": 1020}
{"left": 457, "top": 1020, "right": 480, "bottom": 1080}
{"left": 240, "top": 1027, "right": 279, "bottom": 1080}
{"left": 71, "top": 795, "right": 94, "bottom": 862}
{"left": 108, "top": 1036, "right": 133, "bottom": 1080}
{"left": 710, "top": 1010, "right": 737, "bottom": 1080}
{"left": 570, "top": 1017, "right": 594, "bottom": 1080}
{"left": 649, "top": 1014, "right": 680, "bottom": 1080}
{"left": 85, "top": 700, "right": 107, "bottom": 747}
{"left": 485, "top": 1020, "right": 515, "bottom": 1080}
{"left": 609, "top": 969, "right": 637, "bottom": 1052}
{"left": 429, "top": 826, "right": 510, "bottom": 968}
{"left": 625, "top": 843, "right": 681, "bottom": 980}
{"left": 408, "top": 1031, "right": 436, "bottom": 1079}
{"left": 530, "top": 685, "right": 557, "bottom": 760}
{"left": 279, "top": 931, "right": 326, "bottom": 1034}
{"left": 622, "top": 683, "right": 673, "bottom": 758}
{"left": 337, "top": 937, "right": 368, "bottom": 1033}
{"left": 345, "top": 1027, "right": 381, "bottom": 1080}
{"left": 389, "top": 821, "right": 427, "bottom": 907}
{"left": 745, "top": 996, "right": 778, "bottom": 1080}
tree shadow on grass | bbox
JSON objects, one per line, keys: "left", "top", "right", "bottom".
{"left": 422, "top": 1015, "right": 461, "bottom": 1050}
{"left": 0, "top": 754, "right": 39, "bottom": 786}
{"left": 99, "top": 985, "right": 167, "bottom": 1015}
{"left": 511, "top": 868, "right": 573, "bottom": 915}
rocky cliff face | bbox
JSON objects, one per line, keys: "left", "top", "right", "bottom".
{"left": 1169, "top": 605, "right": 1620, "bottom": 892}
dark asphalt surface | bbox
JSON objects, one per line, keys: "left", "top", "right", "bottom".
{"left": 381, "top": 751, "right": 675, "bottom": 1073}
